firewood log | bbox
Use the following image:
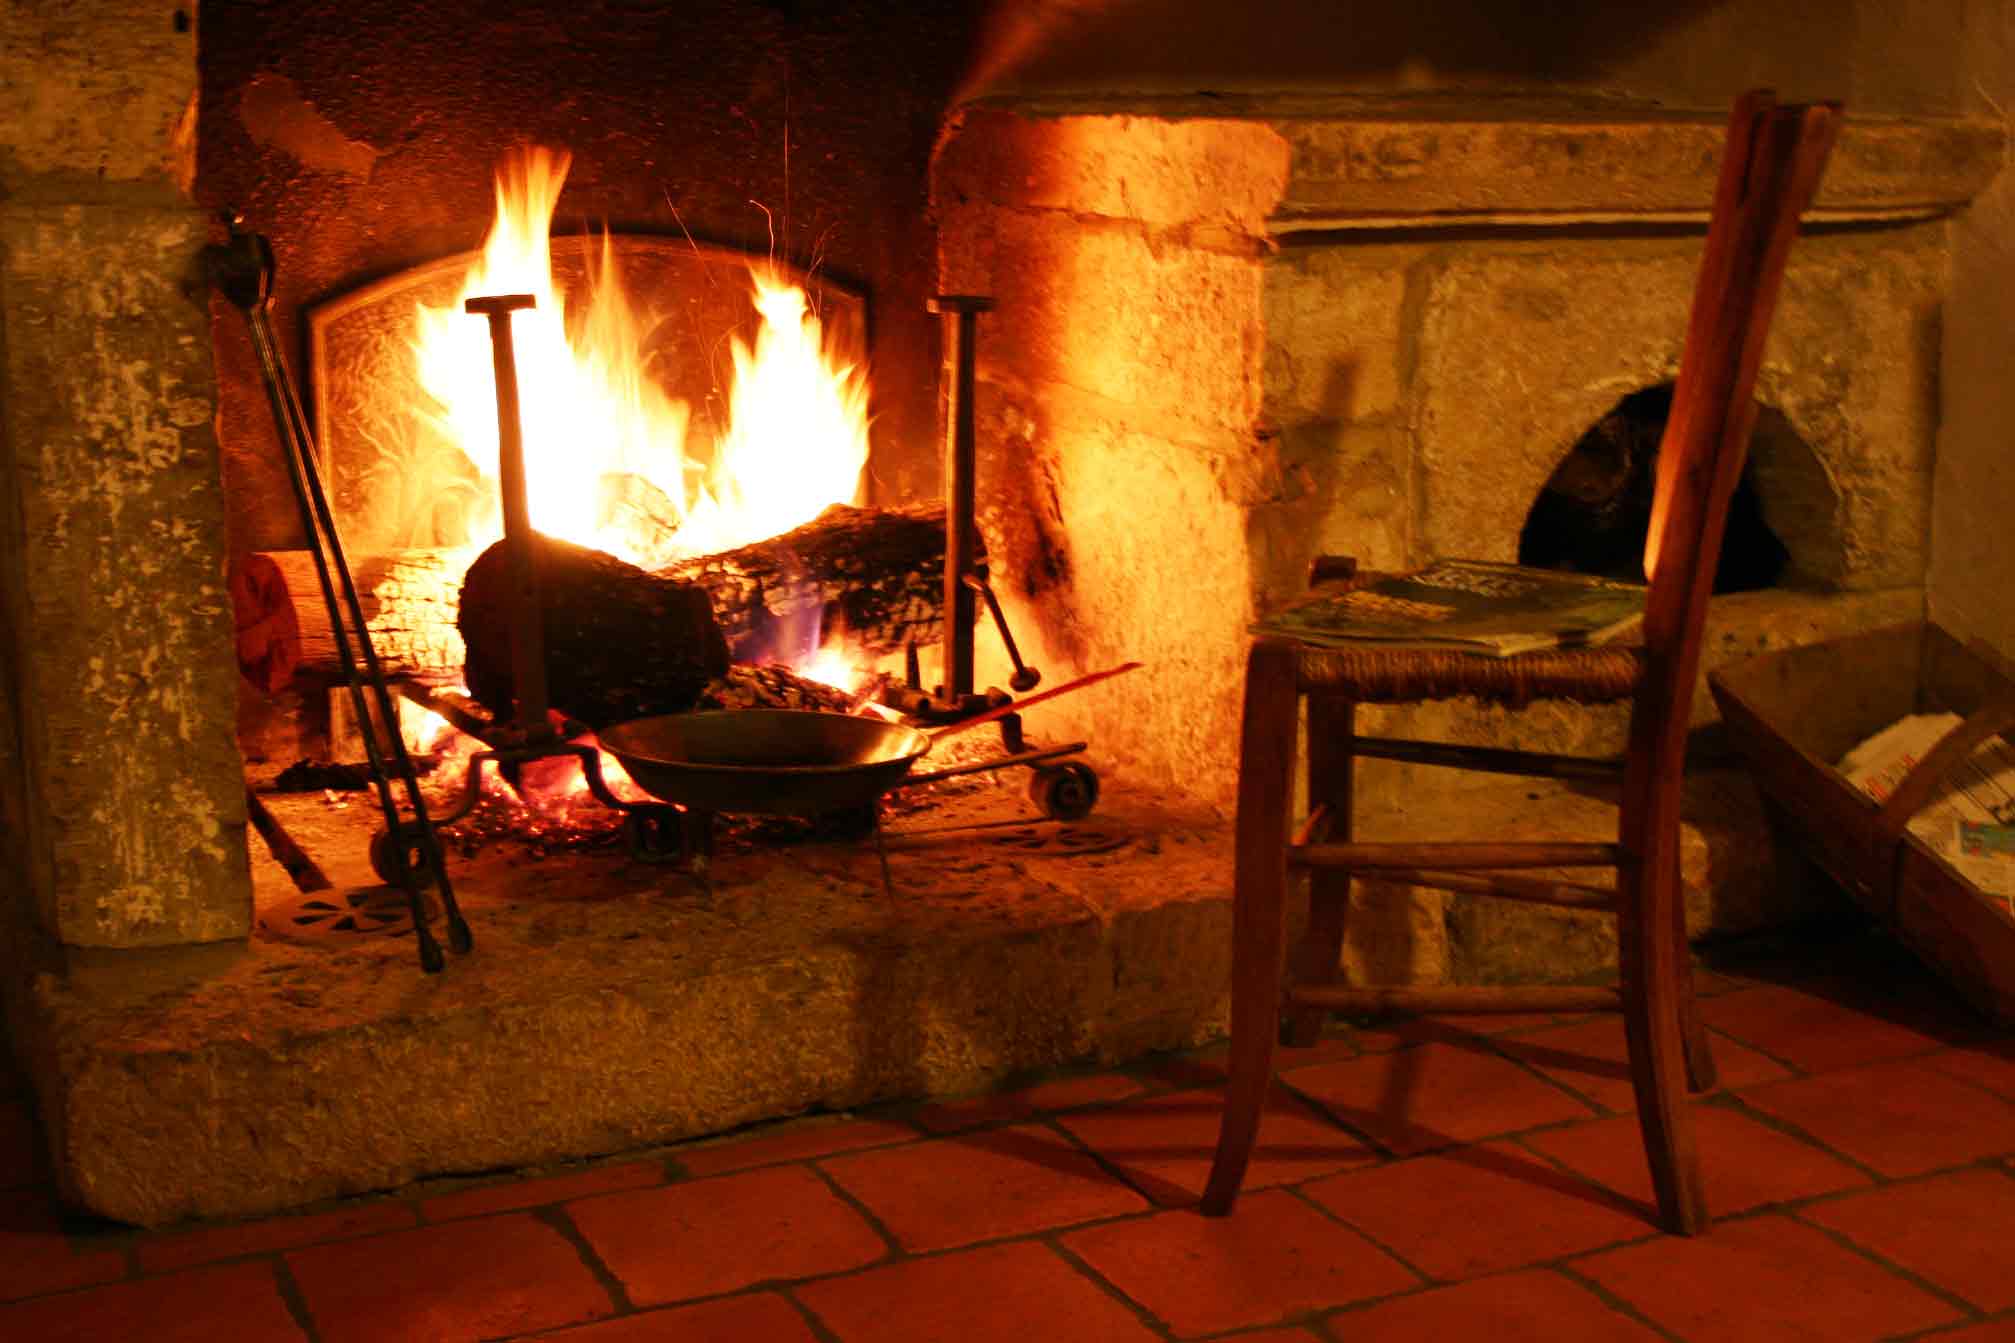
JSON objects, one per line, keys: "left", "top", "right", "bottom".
{"left": 662, "top": 502, "right": 960, "bottom": 659}
{"left": 258, "top": 549, "right": 469, "bottom": 680}
{"left": 456, "top": 533, "right": 730, "bottom": 729}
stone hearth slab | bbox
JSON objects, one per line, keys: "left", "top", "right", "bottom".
{"left": 19, "top": 750, "right": 1793, "bottom": 1227}
{"left": 21, "top": 776, "right": 1234, "bottom": 1227}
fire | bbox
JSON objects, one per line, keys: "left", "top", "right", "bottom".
{"left": 411, "top": 146, "right": 870, "bottom": 570}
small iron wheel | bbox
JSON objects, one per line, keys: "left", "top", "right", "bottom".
{"left": 1029, "top": 761, "right": 1100, "bottom": 821}
{"left": 368, "top": 824, "right": 428, "bottom": 888}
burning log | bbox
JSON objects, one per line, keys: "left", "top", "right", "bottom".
{"left": 663, "top": 502, "right": 960, "bottom": 659}
{"left": 256, "top": 549, "right": 469, "bottom": 681}
{"left": 456, "top": 532, "right": 729, "bottom": 729}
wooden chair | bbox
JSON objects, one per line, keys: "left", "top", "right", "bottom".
{"left": 1202, "top": 91, "right": 1842, "bottom": 1236}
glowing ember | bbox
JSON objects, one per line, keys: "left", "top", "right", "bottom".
{"left": 411, "top": 146, "right": 870, "bottom": 570}
{"left": 796, "top": 645, "right": 862, "bottom": 693}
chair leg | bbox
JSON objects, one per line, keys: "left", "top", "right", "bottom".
{"left": 1617, "top": 846, "right": 1710, "bottom": 1235}
{"left": 1284, "top": 693, "right": 1355, "bottom": 1048}
{"left": 1203, "top": 642, "right": 1301, "bottom": 1217}
{"left": 1676, "top": 896, "right": 1720, "bottom": 1093}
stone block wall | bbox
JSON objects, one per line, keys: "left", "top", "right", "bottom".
{"left": 933, "top": 99, "right": 1995, "bottom": 809}
{"left": 0, "top": 1, "right": 251, "bottom": 953}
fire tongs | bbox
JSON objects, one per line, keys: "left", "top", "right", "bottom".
{"left": 207, "top": 218, "right": 473, "bottom": 974}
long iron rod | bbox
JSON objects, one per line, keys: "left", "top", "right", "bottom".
{"left": 464, "top": 295, "right": 552, "bottom": 740}
{"left": 241, "top": 308, "right": 463, "bottom": 969}
{"left": 929, "top": 295, "right": 993, "bottom": 703}
{"left": 217, "top": 225, "right": 470, "bottom": 969}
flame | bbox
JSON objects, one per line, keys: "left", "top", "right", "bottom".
{"left": 411, "top": 146, "right": 870, "bottom": 570}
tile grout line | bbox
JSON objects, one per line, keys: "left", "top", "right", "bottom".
{"left": 529, "top": 1203, "right": 635, "bottom": 1317}
{"left": 1785, "top": 1202, "right": 1996, "bottom": 1325}
{"left": 776, "top": 1284, "right": 848, "bottom": 1343}
{"left": 1038, "top": 1228, "right": 1183, "bottom": 1342}
{"left": 1551, "top": 1260, "right": 1694, "bottom": 1343}
{"left": 269, "top": 1253, "right": 330, "bottom": 1343}
{"left": 799, "top": 1157, "right": 908, "bottom": 1261}
{"left": 1278, "top": 1181, "right": 1440, "bottom": 1287}
{"left": 1709, "top": 1087, "right": 1894, "bottom": 1186}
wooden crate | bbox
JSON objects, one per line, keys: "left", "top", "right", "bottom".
{"left": 1708, "top": 622, "right": 2015, "bottom": 1026}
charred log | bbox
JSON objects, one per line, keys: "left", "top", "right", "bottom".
{"left": 457, "top": 534, "right": 729, "bottom": 729}
{"left": 663, "top": 502, "right": 960, "bottom": 659}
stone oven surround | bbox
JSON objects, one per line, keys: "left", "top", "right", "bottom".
{"left": 931, "top": 96, "right": 2003, "bottom": 813}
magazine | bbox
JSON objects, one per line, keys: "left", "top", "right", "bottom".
{"left": 1838, "top": 711, "right": 2015, "bottom": 909}
{"left": 1253, "top": 560, "right": 1647, "bottom": 659}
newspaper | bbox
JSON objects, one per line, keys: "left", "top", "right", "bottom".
{"left": 1837, "top": 712, "right": 2015, "bottom": 909}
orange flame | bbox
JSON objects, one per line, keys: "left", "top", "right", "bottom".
{"left": 411, "top": 147, "right": 870, "bottom": 570}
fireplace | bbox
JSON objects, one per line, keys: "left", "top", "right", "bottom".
{"left": 3, "top": 0, "right": 2011, "bottom": 1227}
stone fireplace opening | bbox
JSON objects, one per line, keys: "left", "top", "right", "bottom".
{"left": 3, "top": 0, "right": 2010, "bottom": 1229}
{"left": 1516, "top": 383, "right": 1836, "bottom": 596}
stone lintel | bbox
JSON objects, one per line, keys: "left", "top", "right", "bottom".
{"left": 1273, "top": 114, "right": 2003, "bottom": 230}
{"left": 946, "top": 95, "right": 2003, "bottom": 233}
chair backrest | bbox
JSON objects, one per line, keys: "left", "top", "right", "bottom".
{"left": 1626, "top": 94, "right": 1840, "bottom": 771}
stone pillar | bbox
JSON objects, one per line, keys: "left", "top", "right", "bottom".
{"left": 0, "top": 0, "right": 251, "bottom": 948}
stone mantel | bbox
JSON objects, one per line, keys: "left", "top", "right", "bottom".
{"left": 943, "top": 94, "right": 2005, "bottom": 233}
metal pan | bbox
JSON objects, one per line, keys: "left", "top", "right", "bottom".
{"left": 599, "top": 710, "right": 932, "bottom": 816}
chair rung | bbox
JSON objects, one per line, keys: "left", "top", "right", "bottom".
{"left": 1382, "top": 868, "right": 1618, "bottom": 911}
{"left": 1351, "top": 736, "right": 1626, "bottom": 782}
{"left": 1290, "top": 841, "right": 1620, "bottom": 871}
{"left": 1288, "top": 984, "right": 1624, "bottom": 1014}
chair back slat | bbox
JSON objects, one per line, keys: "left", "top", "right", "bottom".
{"left": 1642, "top": 97, "right": 1841, "bottom": 639}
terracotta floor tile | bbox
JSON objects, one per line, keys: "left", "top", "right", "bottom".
{"left": 1916, "top": 1321, "right": 2015, "bottom": 1341}
{"left": 421, "top": 1161, "right": 663, "bottom": 1221}
{"left": 0, "top": 1259, "right": 303, "bottom": 1343}
{"left": 1926, "top": 1040, "right": 2015, "bottom": 1103}
{"left": 1147, "top": 1035, "right": 1359, "bottom": 1089}
{"left": 1283, "top": 1040, "right": 1596, "bottom": 1155}
{"left": 530, "top": 1292, "right": 819, "bottom": 1341}
{"left": 1799, "top": 1168, "right": 2015, "bottom": 1313}
{"left": 820, "top": 1123, "right": 1147, "bottom": 1252}
{"left": 1055, "top": 1085, "right": 1378, "bottom": 1206}
{"left": 1302, "top": 1141, "right": 1648, "bottom": 1279}
{"left": 1019, "top": 1071, "right": 1149, "bottom": 1113}
{"left": 0, "top": 1189, "right": 126, "bottom": 1303}
{"left": 1574, "top": 1212, "right": 1961, "bottom": 1342}
{"left": 1738, "top": 1059, "right": 2015, "bottom": 1177}
{"left": 0, "top": 1101, "right": 38, "bottom": 1189}
{"left": 1059, "top": 1188, "right": 1418, "bottom": 1338}
{"left": 912, "top": 1092, "right": 1030, "bottom": 1134}
{"left": 1495, "top": 1018, "right": 1791, "bottom": 1112}
{"left": 797, "top": 1239, "right": 1161, "bottom": 1343}
{"left": 1350, "top": 1013, "right": 1565, "bottom": 1052}
{"left": 914, "top": 1073, "right": 1145, "bottom": 1135}
{"left": 567, "top": 1165, "right": 884, "bottom": 1306}
{"left": 286, "top": 1212, "right": 615, "bottom": 1343}
{"left": 1328, "top": 1268, "right": 1665, "bottom": 1341}
{"left": 1699, "top": 983, "right": 1972, "bottom": 1074}
{"left": 140, "top": 1200, "right": 417, "bottom": 1274}
{"left": 674, "top": 1117, "right": 916, "bottom": 1177}
{"left": 1521, "top": 1104, "right": 1870, "bottom": 1218}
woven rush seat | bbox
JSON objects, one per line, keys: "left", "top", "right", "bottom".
{"left": 1287, "top": 606, "right": 1645, "bottom": 707}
